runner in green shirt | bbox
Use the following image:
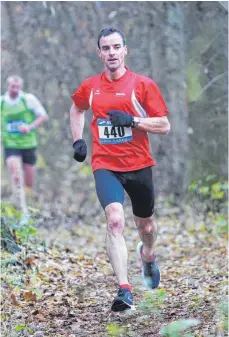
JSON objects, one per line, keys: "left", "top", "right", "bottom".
{"left": 1, "top": 75, "right": 48, "bottom": 215}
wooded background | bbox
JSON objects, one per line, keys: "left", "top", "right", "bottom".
{"left": 1, "top": 1, "right": 228, "bottom": 210}
{"left": 1, "top": 4, "right": 228, "bottom": 336}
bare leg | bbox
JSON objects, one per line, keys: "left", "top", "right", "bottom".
{"left": 6, "top": 156, "right": 28, "bottom": 213}
{"left": 23, "top": 164, "right": 35, "bottom": 187}
{"left": 134, "top": 215, "right": 158, "bottom": 261}
{"left": 105, "top": 202, "right": 129, "bottom": 285}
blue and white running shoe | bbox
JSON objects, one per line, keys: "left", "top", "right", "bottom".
{"left": 111, "top": 287, "right": 133, "bottom": 312}
{"left": 137, "top": 242, "right": 160, "bottom": 289}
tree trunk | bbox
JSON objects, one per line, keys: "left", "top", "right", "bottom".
{"left": 153, "top": 2, "right": 189, "bottom": 200}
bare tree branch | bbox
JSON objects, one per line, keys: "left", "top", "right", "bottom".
{"left": 218, "top": 1, "right": 228, "bottom": 12}
{"left": 196, "top": 72, "right": 227, "bottom": 100}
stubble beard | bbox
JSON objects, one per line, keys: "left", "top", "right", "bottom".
{"left": 106, "top": 59, "right": 121, "bottom": 72}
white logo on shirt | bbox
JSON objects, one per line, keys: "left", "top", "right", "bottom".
{"left": 95, "top": 89, "right": 100, "bottom": 95}
{"left": 116, "top": 93, "right": 125, "bottom": 96}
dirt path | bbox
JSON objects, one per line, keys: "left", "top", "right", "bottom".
{"left": 1, "top": 207, "right": 227, "bottom": 337}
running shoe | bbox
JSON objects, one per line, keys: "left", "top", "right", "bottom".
{"left": 111, "top": 287, "right": 133, "bottom": 312}
{"left": 137, "top": 242, "right": 160, "bottom": 289}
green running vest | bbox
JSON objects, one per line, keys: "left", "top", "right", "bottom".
{"left": 1, "top": 95, "right": 38, "bottom": 149}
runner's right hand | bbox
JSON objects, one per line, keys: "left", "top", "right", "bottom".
{"left": 73, "top": 139, "right": 87, "bottom": 162}
{"left": 19, "top": 123, "right": 31, "bottom": 134}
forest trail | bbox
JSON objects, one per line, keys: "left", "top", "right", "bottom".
{"left": 1, "top": 205, "right": 227, "bottom": 337}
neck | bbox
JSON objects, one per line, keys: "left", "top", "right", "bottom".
{"left": 105, "top": 65, "right": 127, "bottom": 82}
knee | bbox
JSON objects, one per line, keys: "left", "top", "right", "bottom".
{"left": 107, "top": 216, "right": 124, "bottom": 236}
{"left": 13, "top": 175, "right": 20, "bottom": 184}
{"left": 105, "top": 203, "right": 124, "bottom": 236}
{"left": 136, "top": 217, "right": 154, "bottom": 234}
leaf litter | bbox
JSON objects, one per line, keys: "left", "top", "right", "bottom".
{"left": 1, "top": 203, "right": 227, "bottom": 337}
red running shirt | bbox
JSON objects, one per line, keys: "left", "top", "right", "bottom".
{"left": 71, "top": 68, "right": 169, "bottom": 172}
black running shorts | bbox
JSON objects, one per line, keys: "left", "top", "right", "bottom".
{"left": 94, "top": 167, "right": 155, "bottom": 218}
{"left": 4, "top": 148, "right": 37, "bottom": 165}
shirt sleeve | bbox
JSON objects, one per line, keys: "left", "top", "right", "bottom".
{"left": 137, "top": 77, "right": 169, "bottom": 118}
{"left": 25, "top": 93, "right": 48, "bottom": 118}
{"left": 71, "top": 78, "right": 92, "bottom": 110}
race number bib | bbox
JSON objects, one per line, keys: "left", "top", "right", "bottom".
{"left": 98, "top": 119, "right": 133, "bottom": 144}
{"left": 6, "top": 120, "right": 25, "bottom": 134}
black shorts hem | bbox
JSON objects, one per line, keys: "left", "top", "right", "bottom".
{"left": 4, "top": 148, "right": 37, "bottom": 165}
{"left": 133, "top": 209, "right": 154, "bottom": 218}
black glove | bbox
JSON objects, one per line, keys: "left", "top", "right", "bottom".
{"left": 107, "top": 110, "right": 133, "bottom": 127}
{"left": 73, "top": 139, "right": 87, "bottom": 162}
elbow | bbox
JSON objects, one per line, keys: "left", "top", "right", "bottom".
{"left": 39, "top": 115, "right": 48, "bottom": 122}
{"left": 42, "top": 115, "right": 48, "bottom": 123}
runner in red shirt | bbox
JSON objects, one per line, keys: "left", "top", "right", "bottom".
{"left": 70, "top": 27, "right": 170, "bottom": 312}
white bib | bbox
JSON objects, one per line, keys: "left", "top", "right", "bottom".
{"left": 97, "top": 119, "right": 133, "bottom": 145}
{"left": 6, "top": 120, "right": 25, "bottom": 134}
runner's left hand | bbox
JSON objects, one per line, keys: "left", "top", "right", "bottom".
{"left": 19, "top": 124, "right": 31, "bottom": 134}
{"left": 107, "top": 110, "right": 133, "bottom": 127}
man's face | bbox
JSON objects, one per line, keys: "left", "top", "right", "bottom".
{"left": 98, "top": 32, "right": 127, "bottom": 72}
{"left": 8, "top": 80, "right": 21, "bottom": 98}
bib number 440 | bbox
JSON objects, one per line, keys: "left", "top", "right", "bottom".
{"left": 104, "top": 126, "right": 125, "bottom": 138}
{"left": 97, "top": 118, "right": 132, "bottom": 144}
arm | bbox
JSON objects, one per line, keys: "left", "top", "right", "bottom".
{"left": 70, "top": 103, "right": 85, "bottom": 142}
{"left": 70, "top": 79, "right": 90, "bottom": 162}
{"left": 108, "top": 80, "right": 170, "bottom": 134}
{"left": 70, "top": 104, "right": 87, "bottom": 162}
{"left": 136, "top": 77, "right": 170, "bottom": 134}
{"left": 20, "top": 115, "right": 47, "bottom": 134}
{"left": 20, "top": 94, "right": 48, "bottom": 133}
{"left": 29, "top": 115, "right": 47, "bottom": 130}
{"left": 134, "top": 116, "right": 170, "bottom": 135}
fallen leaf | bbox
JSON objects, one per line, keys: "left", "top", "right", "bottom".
{"left": 23, "top": 291, "right": 37, "bottom": 302}
{"left": 10, "top": 293, "right": 19, "bottom": 306}
{"left": 24, "top": 256, "right": 36, "bottom": 267}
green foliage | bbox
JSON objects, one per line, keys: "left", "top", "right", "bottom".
{"left": 186, "top": 63, "right": 202, "bottom": 102}
{"left": 1, "top": 202, "right": 37, "bottom": 243}
{"left": 15, "top": 323, "right": 26, "bottom": 332}
{"left": 138, "top": 289, "right": 166, "bottom": 312}
{"left": 106, "top": 323, "right": 127, "bottom": 337}
{"left": 213, "top": 215, "right": 228, "bottom": 235}
{"left": 220, "top": 300, "right": 228, "bottom": 332}
{"left": 36, "top": 153, "right": 49, "bottom": 170}
{"left": 14, "top": 323, "right": 33, "bottom": 335}
{"left": 78, "top": 164, "right": 92, "bottom": 178}
{"left": 188, "top": 175, "right": 228, "bottom": 214}
{"left": 160, "top": 319, "right": 200, "bottom": 337}
{"left": 16, "top": 224, "right": 37, "bottom": 242}
{"left": 1, "top": 202, "right": 22, "bottom": 221}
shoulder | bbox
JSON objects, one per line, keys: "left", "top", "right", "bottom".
{"left": 23, "top": 92, "right": 37, "bottom": 101}
{"left": 23, "top": 92, "right": 44, "bottom": 110}
{"left": 80, "top": 74, "right": 102, "bottom": 88}
{"left": 135, "top": 73, "right": 158, "bottom": 87}
{"left": 74, "top": 74, "right": 102, "bottom": 95}
{"left": 135, "top": 74, "right": 163, "bottom": 98}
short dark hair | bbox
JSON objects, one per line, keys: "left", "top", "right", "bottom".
{"left": 97, "top": 27, "right": 126, "bottom": 49}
